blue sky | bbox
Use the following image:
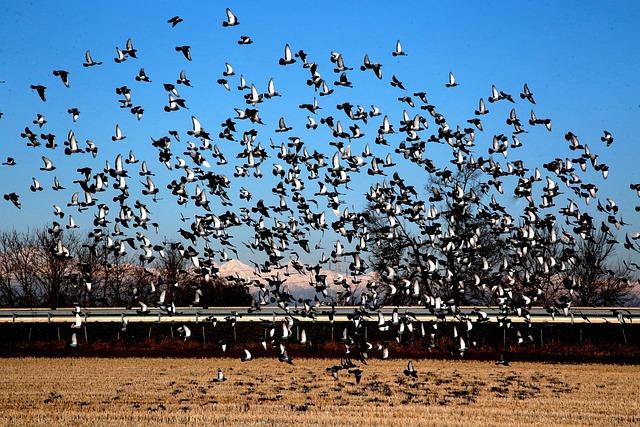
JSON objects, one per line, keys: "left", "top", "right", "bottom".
{"left": 0, "top": 0, "right": 639, "bottom": 264}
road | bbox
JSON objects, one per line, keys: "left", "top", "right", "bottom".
{"left": 0, "top": 306, "right": 637, "bottom": 324}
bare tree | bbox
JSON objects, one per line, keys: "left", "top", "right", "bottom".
{"left": 365, "top": 162, "right": 507, "bottom": 306}
{"left": 571, "top": 230, "right": 635, "bottom": 306}
{"left": 30, "top": 228, "right": 79, "bottom": 308}
{"left": 0, "top": 230, "right": 41, "bottom": 306}
{"left": 0, "top": 232, "right": 20, "bottom": 307}
{"left": 152, "top": 242, "right": 191, "bottom": 306}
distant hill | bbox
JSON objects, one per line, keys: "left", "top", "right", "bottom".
{"left": 217, "top": 259, "right": 376, "bottom": 300}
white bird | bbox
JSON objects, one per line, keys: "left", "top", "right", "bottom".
{"left": 71, "top": 313, "right": 82, "bottom": 329}
{"left": 223, "top": 63, "right": 234, "bottom": 76}
{"left": 381, "top": 346, "right": 389, "bottom": 359}
{"left": 458, "top": 336, "right": 467, "bottom": 356}
{"left": 392, "top": 40, "right": 407, "bottom": 56}
{"left": 40, "top": 156, "right": 55, "bottom": 171}
{"left": 30, "top": 177, "right": 43, "bottom": 192}
{"left": 112, "top": 124, "right": 125, "bottom": 141}
{"left": 212, "top": 368, "right": 227, "bottom": 382}
{"left": 223, "top": 8, "right": 239, "bottom": 27}
{"left": 177, "top": 325, "right": 191, "bottom": 340}
{"left": 265, "top": 78, "right": 280, "bottom": 98}
{"left": 241, "top": 348, "right": 252, "bottom": 361}
{"left": 445, "top": 72, "right": 458, "bottom": 87}
{"left": 279, "top": 44, "right": 295, "bottom": 65}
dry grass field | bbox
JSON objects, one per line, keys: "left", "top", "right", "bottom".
{"left": 0, "top": 358, "right": 638, "bottom": 426}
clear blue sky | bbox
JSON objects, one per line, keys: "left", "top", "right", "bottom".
{"left": 0, "top": 0, "right": 639, "bottom": 263}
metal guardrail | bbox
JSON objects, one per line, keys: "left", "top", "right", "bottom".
{"left": 0, "top": 306, "right": 637, "bottom": 325}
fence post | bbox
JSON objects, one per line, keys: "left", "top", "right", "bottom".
{"left": 503, "top": 328, "right": 507, "bottom": 353}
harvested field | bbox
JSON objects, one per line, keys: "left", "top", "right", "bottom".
{"left": 0, "top": 358, "right": 638, "bottom": 426}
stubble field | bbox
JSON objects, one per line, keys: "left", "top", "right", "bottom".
{"left": 0, "top": 358, "right": 638, "bottom": 426}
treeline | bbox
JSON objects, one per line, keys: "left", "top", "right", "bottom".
{"left": 0, "top": 228, "right": 252, "bottom": 308}
{"left": 366, "top": 168, "right": 639, "bottom": 308}
{"left": 0, "top": 224, "right": 637, "bottom": 309}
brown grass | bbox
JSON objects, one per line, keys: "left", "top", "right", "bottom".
{"left": 0, "top": 358, "right": 638, "bottom": 426}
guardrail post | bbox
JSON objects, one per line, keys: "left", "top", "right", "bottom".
{"left": 84, "top": 325, "right": 88, "bottom": 344}
{"left": 202, "top": 325, "right": 206, "bottom": 347}
{"left": 539, "top": 326, "right": 544, "bottom": 347}
{"left": 233, "top": 324, "right": 237, "bottom": 342}
{"left": 48, "top": 312, "right": 51, "bottom": 324}
{"left": 57, "top": 327, "right": 61, "bottom": 343}
{"left": 28, "top": 326, "right": 32, "bottom": 342}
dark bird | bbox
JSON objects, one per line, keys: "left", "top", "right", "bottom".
{"left": 83, "top": 50, "right": 102, "bottom": 67}
{"left": 3, "top": 193, "right": 21, "bottom": 208}
{"left": 348, "top": 368, "right": 362, "bottom": 384}
{"left": 175, "top": 45, "right": 192, "bottom": 61}
{"left": 53, "top": 70, "right": 70, "bottom": 87}
{"left": 30, "top": 85, "right": 47, "bottom": 101}
{"left": 601, "top": 130, "right": 614, "bottom": 147}
{"left": 520, "top": 83, "right": 535, "bottom": 104}
{"left": 68, "top": 108, "right": 80, "bottom": 122}
{"left": 136, "top": 68, "right": 151, "bottom": 82}
{"left": 390, "top": 75, "right": 405, "bottom": 90}
{"left": 124, "top": 38, "right": 137, "bottom": 58}
{"left": 167, "top": 16, "right": 183, "bottom": 27}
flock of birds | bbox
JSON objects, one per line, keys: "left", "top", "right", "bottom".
{"left": 2, "top": 7, "right": 639, "bottom": 383}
